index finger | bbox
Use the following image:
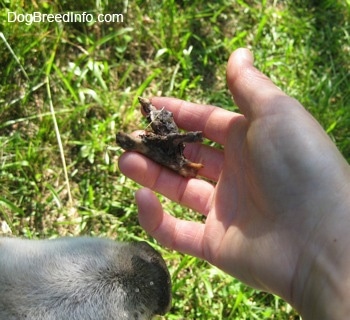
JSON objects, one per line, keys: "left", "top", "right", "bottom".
{"left": 151, "top": 97, "right": 242, "bottom": 145}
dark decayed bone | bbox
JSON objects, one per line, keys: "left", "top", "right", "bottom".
{"left": 116, "top": 97, "right": 203, "bottom": 178}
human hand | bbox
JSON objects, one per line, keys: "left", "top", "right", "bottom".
{"left": 118, "top": 48, "right": 350, "bottom": 318}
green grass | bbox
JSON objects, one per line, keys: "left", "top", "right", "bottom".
{"left": 1, "top": 0, "right": 349, "bottom": 318}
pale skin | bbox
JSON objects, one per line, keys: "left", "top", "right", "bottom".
{"left": 118, "top": 48, "right": 350, "bottom": 319}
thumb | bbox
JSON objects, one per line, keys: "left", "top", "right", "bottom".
{"left": 226, "top": 48, "right": 289, "bottom": 120}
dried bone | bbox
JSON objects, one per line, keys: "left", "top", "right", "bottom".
{"left": 116, "top": 97, "right": 203, "bottom": 178}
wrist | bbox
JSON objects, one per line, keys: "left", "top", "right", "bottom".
{"left": 291, "top": 195, "right": 350, "bottom": 319}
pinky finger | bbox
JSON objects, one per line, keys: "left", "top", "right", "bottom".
{"left": 136, "top": 188, "right": 205, "bottom": 260}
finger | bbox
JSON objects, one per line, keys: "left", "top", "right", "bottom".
{"left": 226, "top": 48, "right": 290, "bottom": 120}
{"left": 120, "top": 130, "right": 224, "bottom": 182}
{"left": 136, "top": 188, "right": 205, "bottom": 259}
{"left": 121, "top": 130, "right": 225, "bottom": 181}
{"left": 150, "top": 96, "right": 243, "bottom": 145}
{"left": 118, "top": 152, "right": 214, "bottom": 215}
{"left": 183, "top": 142, "right": 224, "bottom": 181}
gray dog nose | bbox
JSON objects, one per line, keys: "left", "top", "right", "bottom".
{"left": 0, "top": 237, "right": 172, "bottom": 320}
